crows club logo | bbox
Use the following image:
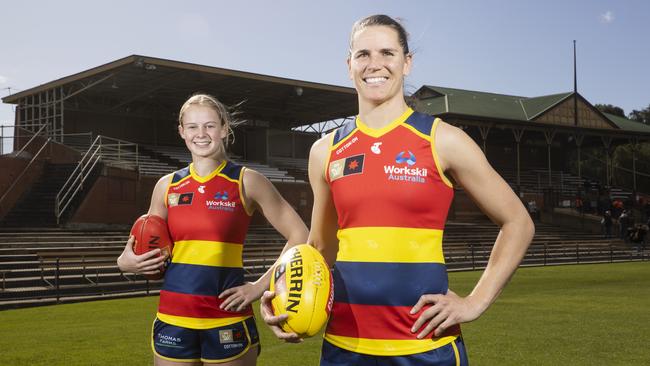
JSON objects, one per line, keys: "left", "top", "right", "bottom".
{"left": 329, "top": 154, "right": 365, "bottom": 181}
{"left": 395, "top": 151, "right": 416, "bottom": 166}
{"left": 168, "top": 193, "right": 180, "bottom": 207}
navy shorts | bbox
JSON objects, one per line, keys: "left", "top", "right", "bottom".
{"left": 152, "top": 317, "right": 260, "bottom": 363}
{"left": 320, "top": 336, "right": 469, "bottom": 366}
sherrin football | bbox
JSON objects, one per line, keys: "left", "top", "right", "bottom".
{"left": 130, "top": 214, "right": 173, "bottom": 280}
{"left": 270, "top": 244, "right": 333, "bottom": 338}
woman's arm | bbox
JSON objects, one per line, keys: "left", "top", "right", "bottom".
{"left": 218, "top": 168, "right": 308, "bottom": 312}
{"left": 305, "top": 135, "right": 340, "bottom": 265}
{"left": 116, "top": 174, "right": 171, "bottom": 275}
{"left": 411, "top": 122, "right": 535, "bottom": 337}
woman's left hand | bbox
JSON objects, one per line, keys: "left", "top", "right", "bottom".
{"left": 219, "top": 282, "right": 263, "bottom": 312}
{"left": 410, "top": 290, "right": 484, "bottom": 338}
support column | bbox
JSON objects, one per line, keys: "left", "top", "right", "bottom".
{"left": 601, "top": 136, "right": 612, "bottom": 186}
{"left": 630, "top": 138, "right": 639, "bottom": 192}
{"left": 573, "top": 133, "right": 585, "bottom": 178}
{"left": 478, "top": 125, "right": 491, "bottom": 154}
{"left": 263, "top": 128, "right": 269, "bottom": 164}
{"left": 60, "top": 86, "right": 65, "bottom": 143}
{"left": 512, "top": 127, "right": 525, "bottom": 193}
{"left": 543, "top": 130, "right": 556, "bottom": 187}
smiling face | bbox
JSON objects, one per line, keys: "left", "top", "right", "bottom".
{"left": 348, "top": 25, "right": 412, "bottom": 108}
{"left": 178, "top": 104, "right": 227, "bottom": 160}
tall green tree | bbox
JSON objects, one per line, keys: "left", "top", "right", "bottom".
{"left": 628, "top": 104, "right": 650, "bottom": 125}
{"left": 595, "top": 103, "right": 625, "bottom": 117}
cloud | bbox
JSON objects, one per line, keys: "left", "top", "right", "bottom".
{"left": 0, "top": 75, "right": 7, "bottom": 84}
{"left": 600, "top": 11, "right": 614, "bottom": 24}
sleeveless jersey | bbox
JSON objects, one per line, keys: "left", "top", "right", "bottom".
{"left": 323, "top": 108, "right": 461, "bottom": 356}
{"left": 157, "top": 160, "right": 253, "bottom": 329}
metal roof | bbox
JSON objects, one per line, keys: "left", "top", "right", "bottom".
{"left": 414, "top": 85, "right": 650, "bottom": 135}
{"left": 2, "top": 55, "right": 359, "bottom": 126}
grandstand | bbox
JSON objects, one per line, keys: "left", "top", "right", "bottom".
{"left": 1, "top": 55, "right": 649, "bottom": 308}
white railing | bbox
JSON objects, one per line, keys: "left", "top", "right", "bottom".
{"left": 55, "top": 135, "right": 139, "bottom": 224}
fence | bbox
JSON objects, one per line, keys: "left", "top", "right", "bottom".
{"left": 0, "top": 241, "right": 647, "bottom": 309}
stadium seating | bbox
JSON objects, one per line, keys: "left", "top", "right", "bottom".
{"left": 1, "top": 163, "right": 79, "bottom": 227}
{"left": 0, "top": 221, "right": 646, "bottom": 309}
{"left": 268, "top": 157, "right": 309, "bottom": 182}
{"left": 145, "top": 145, "right": 302, "bottom": 182}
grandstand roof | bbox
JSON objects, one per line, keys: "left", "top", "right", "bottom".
{"left": 2, "top": 55, "right": 358, "bottom": 126}
{"left": 413, "top": 85, "right": 650, "bottom": 135}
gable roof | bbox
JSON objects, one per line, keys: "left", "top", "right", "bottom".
{"left": 520, "top": 92, "right": 572, "bottom": 119}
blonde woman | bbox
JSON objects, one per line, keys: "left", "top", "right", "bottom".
{"left": 119, "top": 94, "right": 308, "bottom": 366}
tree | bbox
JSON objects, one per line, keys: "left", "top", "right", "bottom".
{"left": 628, "top": 104, "right": 650, "bottom": 125}
{"left": 595, "top": 104, "right": 625, "bottom": 117}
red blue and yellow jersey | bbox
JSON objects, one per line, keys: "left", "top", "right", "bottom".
{"left": 324, "top": 108, "right": 460, "bottom": 356}
{"left": 157, "top": 160, "right": 253, "bottom": 329}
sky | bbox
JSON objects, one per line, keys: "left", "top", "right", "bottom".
{"left": 1, "top": 0, "right": 649, "bottom": 129}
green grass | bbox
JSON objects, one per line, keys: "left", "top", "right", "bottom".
{"left": 1, "top": 262, "right": 649, "bottom": 365}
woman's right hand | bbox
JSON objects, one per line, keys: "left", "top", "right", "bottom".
{"left": 117, "top": 235, "right": 166, "bottom": 275}
{"left": 260, "top": 291, "right": 303, "bottom": 343}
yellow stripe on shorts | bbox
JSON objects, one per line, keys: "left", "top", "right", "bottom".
{"left": 157, "top": 312, "right": 250, "bottom": 330}
{"left": 324, "top": 334, "right": 458, "bottom": 356}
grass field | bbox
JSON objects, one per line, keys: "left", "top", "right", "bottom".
{"left": 1, "top": 262, "right": 649, "bottom": 365}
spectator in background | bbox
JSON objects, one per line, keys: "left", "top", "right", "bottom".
{"left": 588, "top": 195, "right": 597, "bottom": 215}
{"left": 618, "top": 210, "right": 630, "bottom": 241}
{"left": 612, "top": 199, "right": 624, "bottom": 218}
{"left": 602, "top": 210, "right": 613, "bottom": 238}
{"left": 575, "top": 197, "right": 583, "bottom": 214}
{"left": 528, "top": 200, "right": 538, "bottom": 220}
{"left": 628, "top": 224, "right": 648, "bottom": 249}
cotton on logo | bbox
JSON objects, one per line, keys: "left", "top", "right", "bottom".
{"left": 198, "top": 185, "right": 205, "bottom": 194}
{"left": 371, "top": 142, "right": 382, "bottom": 155}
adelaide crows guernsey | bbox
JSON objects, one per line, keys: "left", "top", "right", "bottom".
{"left": 324, "top": 108, "right": 461, "bottom": 356}
{"left": 157, "top": 160, "right": 253, "bottom": 329}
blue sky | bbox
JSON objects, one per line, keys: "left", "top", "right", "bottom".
{"left": 1, "top": 0, "right": 649, "bottom": 126}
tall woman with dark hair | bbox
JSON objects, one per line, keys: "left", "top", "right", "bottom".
{"left": 262, "top": 15, "right": 534, "bottom": 366}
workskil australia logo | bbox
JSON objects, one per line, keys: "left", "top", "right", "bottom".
{"left": 384, "top": 150, "right": 427, "bottom": 183}
{"left": 206, "top": 191, "right": 236, "bottom": 212}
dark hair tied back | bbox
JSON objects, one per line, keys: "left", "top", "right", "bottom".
{"left": 349, "top": 14, "right": 410, "bottom": 54}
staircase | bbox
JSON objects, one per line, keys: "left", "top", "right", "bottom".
{"left": 1, "top": 163, "right": 77, "bottom": 227}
